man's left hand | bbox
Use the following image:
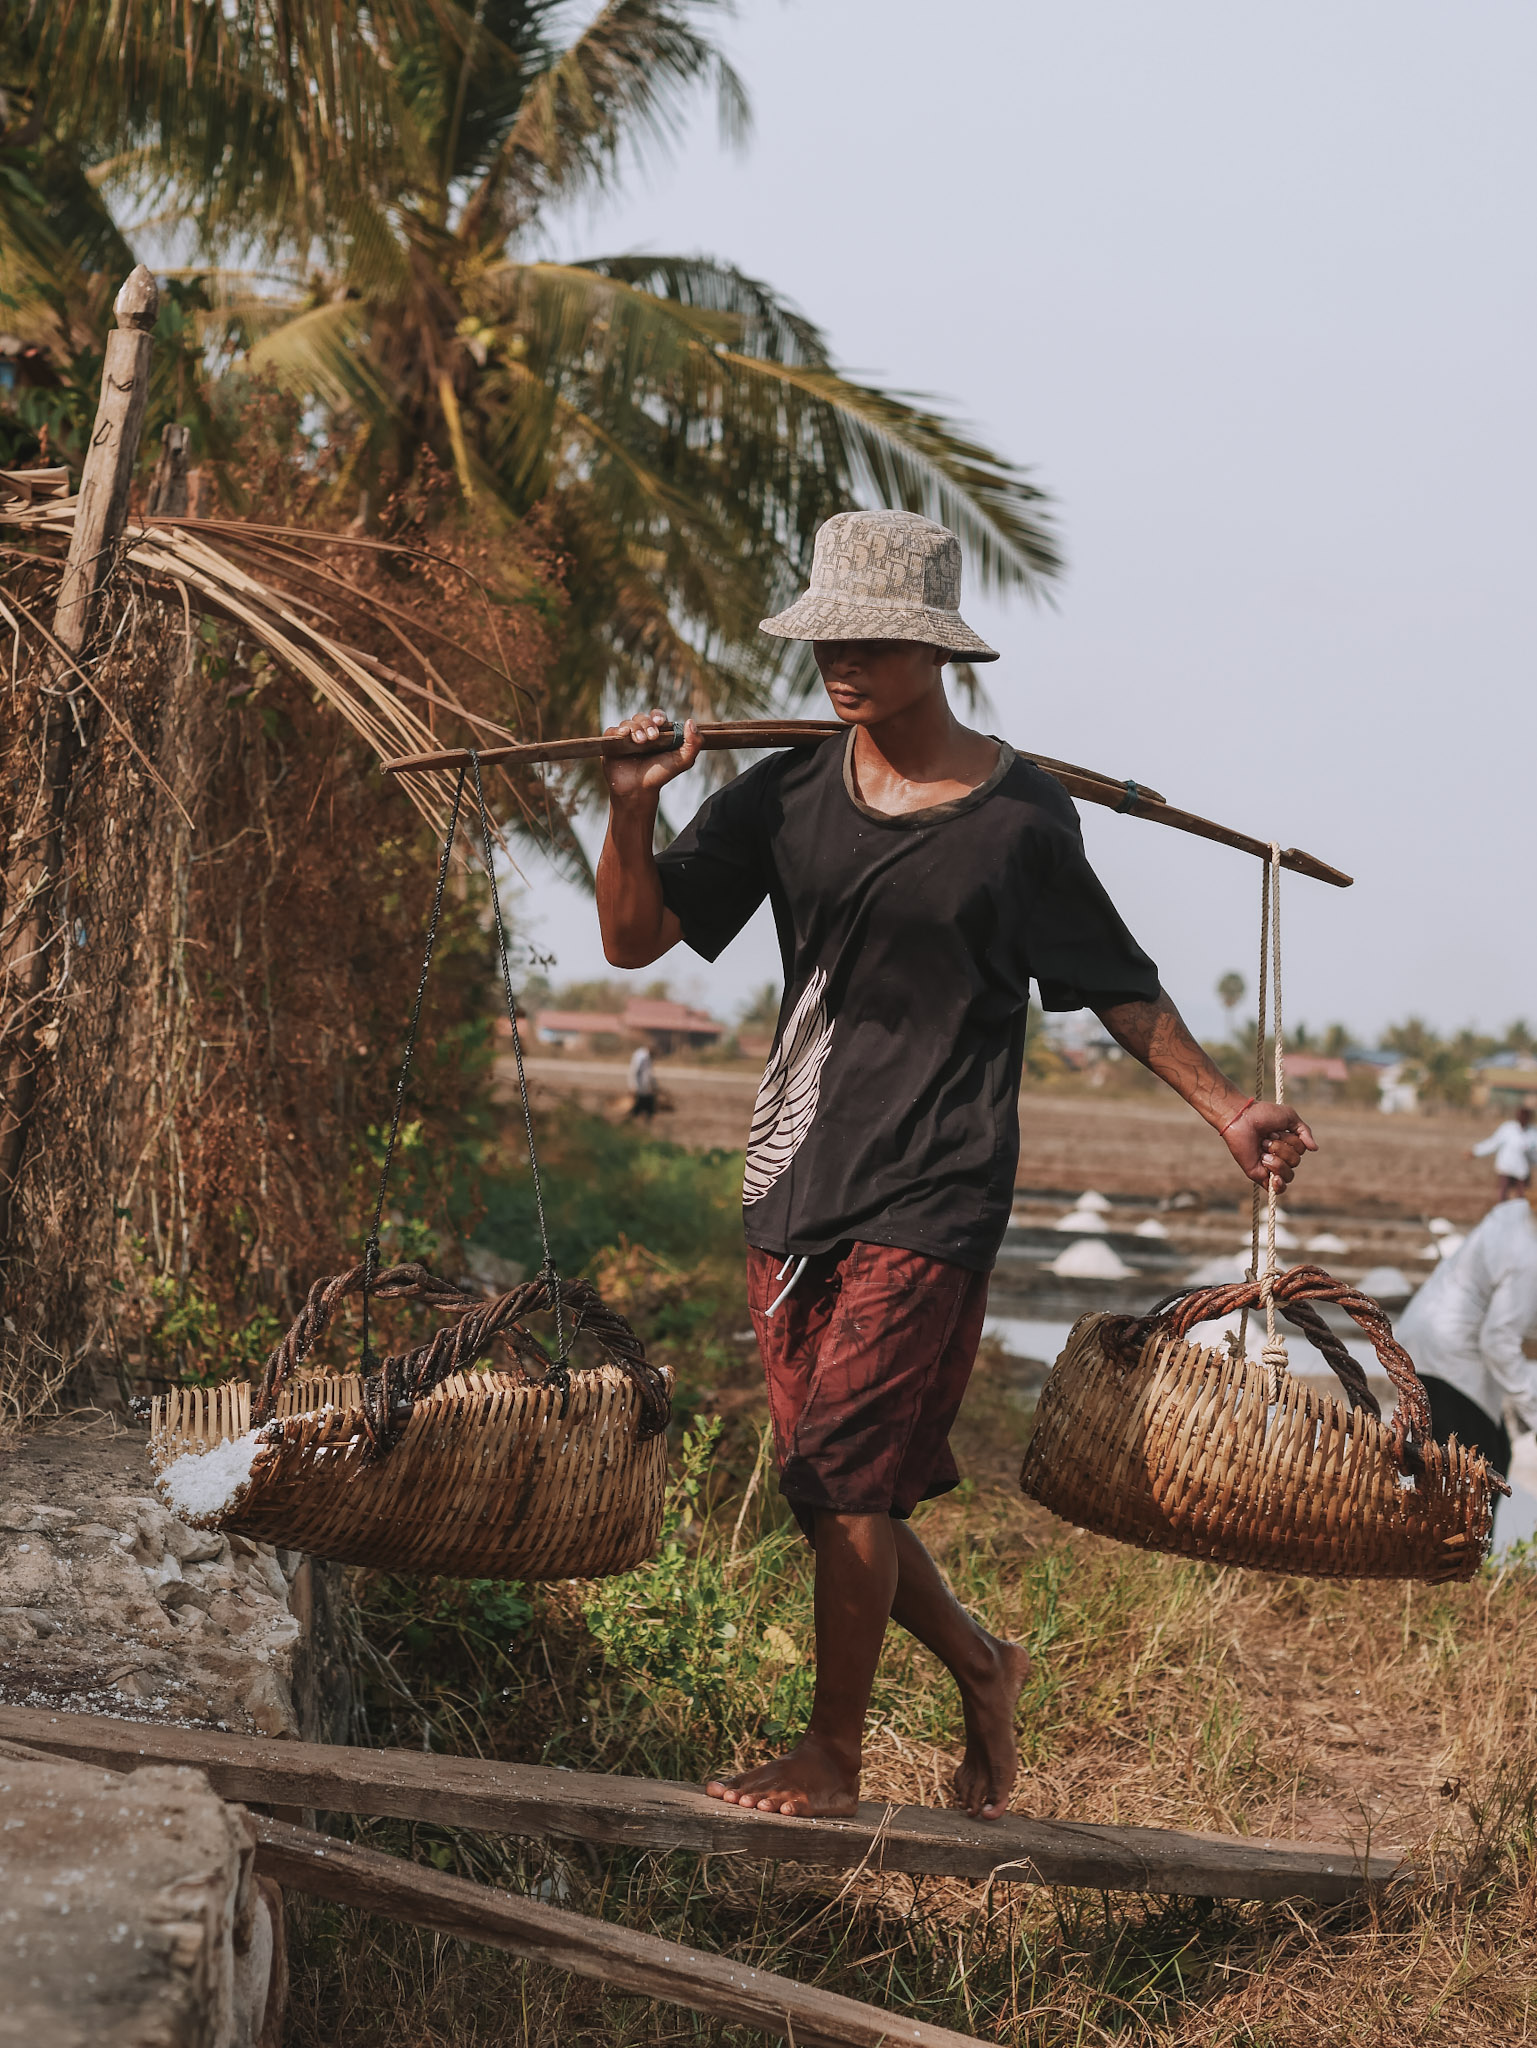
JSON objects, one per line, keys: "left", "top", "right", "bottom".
{"left": 1221, "top": 1101, "right": 1317, "bottom": 1188}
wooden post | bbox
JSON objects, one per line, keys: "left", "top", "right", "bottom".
{"left": 146, "top": 422, "right": 190, "bottom": 518}
{"left": 0, "top": 265, "right": 159, "bottom": 1254}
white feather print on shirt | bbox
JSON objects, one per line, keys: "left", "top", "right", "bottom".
{"left": 743, "top": 969, "right": 835, "bottom": 1204}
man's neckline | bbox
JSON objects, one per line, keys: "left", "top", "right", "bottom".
{"left": 840, "top": 729, "right": 1013, "bottom": 825}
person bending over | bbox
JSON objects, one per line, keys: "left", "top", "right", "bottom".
{"left": 595, "top": 509, "right": 1316, "bottom": 1823}
{"left": 1399, "top": 1192, "right": 1537, "bottom": 1476}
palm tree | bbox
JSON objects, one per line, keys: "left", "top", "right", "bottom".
{"left": 9, "top": 1, "right": 1061, "bottom": 733}
{"left": 1216, "top": 971, "right": 1246, "bottom": 1021}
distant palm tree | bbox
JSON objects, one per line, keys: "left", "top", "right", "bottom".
{"left": 1217, "top": 971, "right": 1246, "bottom": 1021}
{"left": 10, "top": 1, "right": 1060, "bottom": 734}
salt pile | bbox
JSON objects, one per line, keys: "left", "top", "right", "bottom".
{"left": 1186, "top": 1253, "right": 1250, "bottom": 1286}
{"left": 1307, "top": 1232, "right": 1350, "bottom": 1255}
{"left": 1054, "top": 1209, "right": 1109, "bottom": 1233}
{"left": 1133, "top": 1217, "right": 1169, "bottom": 1239}
{"left": 1357, "top": 1265, "right": 1413, "bottom": 1305}
{"left": 1074, "top": 1190, "right": 1111, "bottom": 1213}
{"left": 159, "top": 1430, "right": 266, "bottom": 1522}
{"left": 1050, "top": 1238, "right": 1131, "bottom": 1281}
{"left": 1427, "top": 1217, "right": 1454, "bottom": 1237}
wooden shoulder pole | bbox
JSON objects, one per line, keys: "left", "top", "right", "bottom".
{"left": 378, "top": 719, "right": 1351, "bottom": 890}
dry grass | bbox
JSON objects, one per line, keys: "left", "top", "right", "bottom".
{"left": 281, "top": 1330, "right": 1537, "bottom": 2047}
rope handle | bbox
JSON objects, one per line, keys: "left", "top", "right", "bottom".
{"left": 1107, "top": 1264, "right": 1437, "bottom": 1468}
{"left": 251, "top": 1260, "right": 671, "bottom": 1452}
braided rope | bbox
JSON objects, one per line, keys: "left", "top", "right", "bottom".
{"left": 1103, "top": 1264, "right": 1432, "bottom": 1464}
{"left": 251, "top": 1261, "right": 671, "bottom": 1452}
{"left": 1259, "top": 841, "right": 1288, "bottom": 1398}
{"left": 1237, "top": 856, "right": 1270, "bottom": 1362}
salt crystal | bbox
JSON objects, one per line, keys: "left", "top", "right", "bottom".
{"left": 159, "top": 1432, "right": 266, "bottom": 1522}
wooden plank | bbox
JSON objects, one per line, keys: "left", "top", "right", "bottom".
{"left": 252, "top": 1814, "right": 994, "bottom": 2048}
{"left": 0, "top": 1707, "right": 1400, "bottom": 1903}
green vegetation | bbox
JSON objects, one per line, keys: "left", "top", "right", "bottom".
{"left": 293, "top": 1356, "right": 1537, "bottom": 2046}
{"left": 0, "top": 0, "right": 1058, "bottom": 730}
{"left": 478, "top": 1104, "right": 743, "bottom": 1278}
{"left": 275, "top": 1109, "right": 1537, "bottom": 2045}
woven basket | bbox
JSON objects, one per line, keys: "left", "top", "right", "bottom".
{"left": 1019, "top": 1265, "right": 1507, "bottom": 1583}
{"left": 147, "top": 1262, "right": 671, "bottom": 1580}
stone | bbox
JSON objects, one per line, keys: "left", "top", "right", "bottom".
{"left": 0, "top": 1420, "right": 351, "bottom": 2039}
{"left": 0, "top": 1754, "right": 277, "bottom": 2047}
{"left": 0, "top": 1427, "right": 338, "bottom": 1737}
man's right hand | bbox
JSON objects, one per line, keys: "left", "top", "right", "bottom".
{"left": 602, "top": 709, "right": 702, "bottom": 803}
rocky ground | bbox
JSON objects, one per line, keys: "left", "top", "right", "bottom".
{"left": 0, "top": 1414, "right": 348, "bottom": 2044}
{"left": 0, "top": 1414, "right": 346, "bottom": 1738}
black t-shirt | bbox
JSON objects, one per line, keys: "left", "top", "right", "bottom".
{"left": 656, "top": 734, "right": 1159, "bottom": 1270}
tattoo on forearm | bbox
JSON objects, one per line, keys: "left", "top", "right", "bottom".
{"left": 1093, "top": 990, "right": 1232, "bottom": 1120}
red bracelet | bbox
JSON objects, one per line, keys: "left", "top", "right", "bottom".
{"left": 1218, "top": 1096, "right": 1255, "bottom": 1136}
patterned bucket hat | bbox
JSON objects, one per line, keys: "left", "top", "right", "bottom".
{"left": 759, "top": 508, "right": 999, "bottom": 662}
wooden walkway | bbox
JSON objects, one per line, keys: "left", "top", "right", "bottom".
{"left": 0, "top": 1706, "right": 1401, "bottom": 1903}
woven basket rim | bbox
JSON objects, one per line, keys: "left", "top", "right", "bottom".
{"left": 1019, "top": 1310, "right": 1501, "bottom": 1583}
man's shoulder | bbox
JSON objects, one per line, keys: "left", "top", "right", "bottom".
{"left": 994, "top": 752, "right": 1085, "bottom": 835}
{"left": 704, "top": 735, "right": 841, "bottom": 814}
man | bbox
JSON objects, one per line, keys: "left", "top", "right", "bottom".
{"left": 1398, "top": 1193, "right": 1537, "bottom": 1476}
{"left": 1471, "top": 1105, "right": 1537, "bottom": 1204}
{"left": 595, "top": 508, "right": 1315, "bottom": 1822}
{"left": 628, "top": 1040, "right": 657, "bottom": 1121}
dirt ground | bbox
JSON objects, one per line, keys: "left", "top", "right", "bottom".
{"left": 511, "top": 1056, "right": 1503, "bottom": 1224}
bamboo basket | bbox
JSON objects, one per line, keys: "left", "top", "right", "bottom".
{"left": 1018, "top": 1266, "right": 1507, "bottom": 1584}
{"left": 147, "top": 1262, "right": 671, "bottom": 1580}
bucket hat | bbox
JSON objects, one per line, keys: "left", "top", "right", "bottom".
{"left": 759, "top": 509, "right": 999, "bottom": 662}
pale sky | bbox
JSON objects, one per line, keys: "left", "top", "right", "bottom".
{"left": 514, "top": 0, "right": 1536, "bottom": 1042}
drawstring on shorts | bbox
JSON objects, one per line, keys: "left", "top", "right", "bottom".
{"left": 765, "top": 1253, "right": 810, "bottom": 1317}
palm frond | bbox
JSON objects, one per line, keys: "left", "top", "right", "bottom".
{"left": 246, "top": 299, "right": 392, "bottom": 422}
{"left": 485, "top": 257, "right": 1058, "bottom": 595}
{"left": 459, "top": 0, "right": 748, "bottom": 244}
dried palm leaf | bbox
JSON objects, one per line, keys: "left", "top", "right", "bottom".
{"left": 0, "top": 496, "right": 545, "bottom": 849}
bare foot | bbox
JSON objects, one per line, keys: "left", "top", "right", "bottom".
{"left": 705, "top": 1732, "right": 860, "bottom": 1818}
{"left": 952, "top": 1633, "right": 1032, "bottom": 1820}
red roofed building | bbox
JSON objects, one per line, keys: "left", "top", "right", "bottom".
{"left": 620, "top": 997, "right": 723, "bottom": 1055}
{"left": 533, "top": 1009, "right": 624, "bottom": 1049}
{"left": 1283, "top": 1055, "right": 1348, "bottom": 1084}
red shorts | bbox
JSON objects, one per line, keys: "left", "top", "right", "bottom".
{"left": 745, "top": 1241, "right": 990, "bottom": 1539}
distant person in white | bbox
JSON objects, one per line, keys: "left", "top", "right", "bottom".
{"left": 628, "top": 1042, "right": 657, "bottom": 1121}
{"left": 1398, "top": 1194, "right": 1537, "bottom": 1477}
{"left": 1471, "top": 1105, "right": 1537, "bottom": 1203}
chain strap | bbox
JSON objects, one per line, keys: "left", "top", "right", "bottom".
{"left": 359, "top": 762, "right": 469, "bottom": 1371}
{"left": 358, "top": 752, "right": 570, "bottom": 1404}
{"left": 467, "top": 750, "right": 570, "bottom": 1396}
